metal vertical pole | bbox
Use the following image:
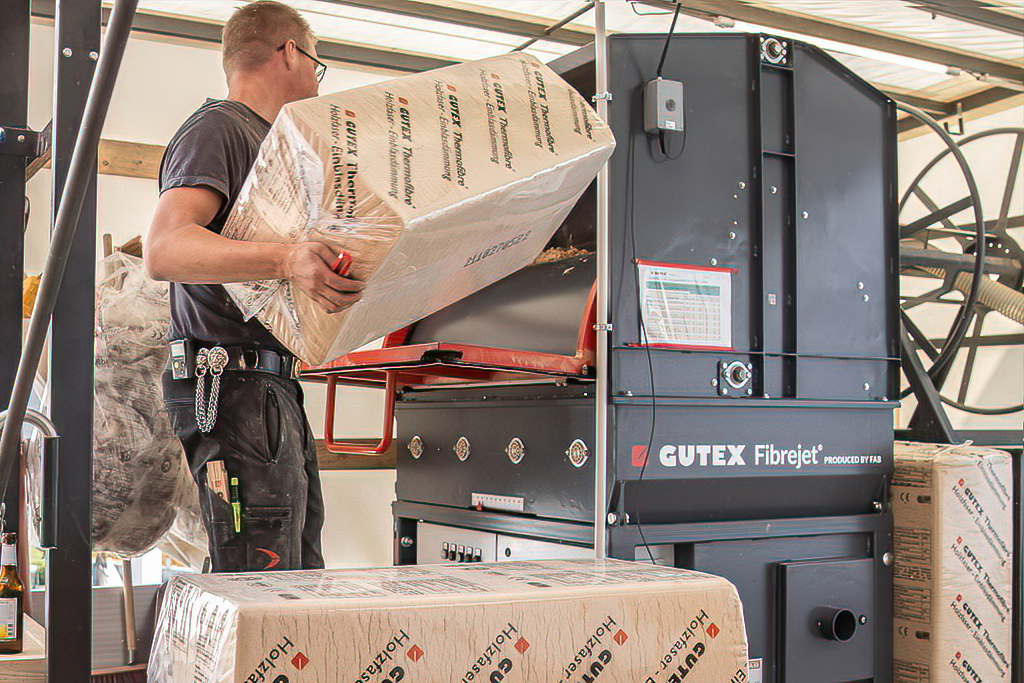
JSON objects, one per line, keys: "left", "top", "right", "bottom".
{"left": 0, "top": 1, "right": 30, "bottom": 543}
{"left": 593, "top": 0, "right": 610, "bottom": 559}
{"left": 49, "top": 0, "right": 99, "bottom": 679}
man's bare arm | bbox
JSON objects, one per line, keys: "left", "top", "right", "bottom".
{"left": 145, "top": 186, "right": 362, "bottom": 313}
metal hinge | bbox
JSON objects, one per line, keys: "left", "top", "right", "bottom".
{"left": 592, "top": 92, "right": 613, "bottom": 102}
{"left": 0, "top": 126, "right": 43, "bottom": 159}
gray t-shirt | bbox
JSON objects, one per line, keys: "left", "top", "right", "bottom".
{"left": 158, "top": 98, "right": 285, "bottom": 352}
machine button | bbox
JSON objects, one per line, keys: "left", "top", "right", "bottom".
{"left": 441, "top": 541, "right": 449, "bottom": 560}
{"left": 506, "top": 437, "right": 526, "bottom": 465}
{"left": 454, "top": 436, "right": 471, "bottom": 461}
{"left": 566, "top": 439, "right": 589, "bottom": 468}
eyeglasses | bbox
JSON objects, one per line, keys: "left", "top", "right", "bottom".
{"left": 278, "top": 41, "right": 326, "bottom": 83}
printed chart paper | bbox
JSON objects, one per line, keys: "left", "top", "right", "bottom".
{"left": 637, "top": 261, "right": 733, "bottom": 349}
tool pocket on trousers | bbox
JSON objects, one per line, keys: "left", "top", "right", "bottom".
{"left": 262, "top": 386, "right": 282, "bottom": 464}
{"left": 206, "top": 491, "right": 245, "bottom": 568}
{"left": 244, "top": 506, "right": 292, "bottom": 570}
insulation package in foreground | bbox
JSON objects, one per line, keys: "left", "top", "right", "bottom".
{"left": 222, "top": 52, "right": 615, "bottom": 364}
{"left": 148, "top": 559, "right": 749, "bottom": 683}
{"left": 892, "top": 442, "right": 1012, "bottom": 683}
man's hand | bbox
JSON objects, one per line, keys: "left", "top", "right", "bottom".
{"left": 283, "top": 242, "right": 364, "bottom": 314}
{"left": 147, "top": 188, "right": 364, "bottom": 314}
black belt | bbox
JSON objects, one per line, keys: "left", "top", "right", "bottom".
{"left": 169, "top": 340, "right": 299, "bottom": 380}
{"left": 213, "top": 346, "right": 300, "bottom": 379}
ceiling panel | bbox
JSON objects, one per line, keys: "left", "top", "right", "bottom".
{"left": 753, "top": 0, "right": 1024, "bottom": 63}
{"left": 92, "top": 0, "right": 1021, "bottom": 120}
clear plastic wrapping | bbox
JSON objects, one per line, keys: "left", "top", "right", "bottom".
{"left": 89, "top": 252, "right": 204, "bottom": 558}
{"left": 223, "top": 52, "right": 615, "bottom": 364}
{"left": 148, "top": 559, "right": 749, "bottom": 683}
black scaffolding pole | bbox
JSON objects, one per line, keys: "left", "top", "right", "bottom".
{"left": 0, "top": 0, "right": 30, "bottom": 559}
{"left": 0, "top": 0, "right": 137, "bottom": 679}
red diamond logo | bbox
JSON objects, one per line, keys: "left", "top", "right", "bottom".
{"left": 632, "top": 446, "right": 648, "bottom": 467}
{"left": 957, "top": 536, "right": 963, "bottom": 544}
{"left": 959, "top": 478, "right": 965, "bottom": 487}
{"left": 613, "top": 630, "right": 628, "bottom": 645}
{"left": 408, "top": 645, "right": 424, "bottom": 662}
{"left": 955, "top": 651, "right": 962, "bottom": 660}
{"left": 515, "top": 637, "right": 530, "bottom": 654}
{"left": 291, "top": 652, "right": 309, "bottom": 670}
{"left": 957, "top": 594, "right": 963, "bottom": 602}
{"left": 707, "top": 623, "right": 720, "bottom": 639}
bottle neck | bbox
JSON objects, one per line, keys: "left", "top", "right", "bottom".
{"left": 0, "top": 544, "right": 15, "bottom": 567}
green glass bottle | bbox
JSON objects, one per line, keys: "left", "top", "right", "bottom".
{"left": 0, "top": 532, "right": 24, "bottom": 654}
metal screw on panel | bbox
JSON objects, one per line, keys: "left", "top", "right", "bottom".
{"left": 607, "top": 512, "right": 619, "bottom": 526}
{"left": 801, "top": 211, "right": 809, "bottom": 219}
{"left": 17, "top": 135, "right": 25, "bottom": 143}
{"left": 857, "top": 282, "right": 865, "bottom": 290}
{"left": 88, "top": 51, "right": 99, "bottom": 61}
{"left": 0, "top": 129, "right": 5, "bottom": 143}
{"left": 62, "top": 47, "right": 73, "bottom": 58}
{"left": 873, "top": 501, "right": 884, "bottom": 512}
{"left": 859, "top": 615, "right": 868, "bottom": 625}
{"left": 882, "top": 552, "right": 893, "bottom": 566}
{"left": 733, "top": 220, "right": 739, "bottom": 226}
{"left": 863, "top": 294, "right": 870, "bottom": 302}
{"left": 711, "top": 379, "right": 719, "bottom": 387}
{"left": 399, "top": 536, "right": 414, "bottom": 548}
{"left": 710, "top": 258, "right": 718, "bottom": 266}
{"left": 729, "top": 231, "right": 736, "bottom": 240}
{"left": 770, "top": 186, "right": 778, "bottom": 194}
{"left": 733, "top": 194, "right": 739, "bottom": 200}
{"left": 746, "top": 388, "right": 753, "bottom": 395}
{"left": 765, "top": 523, "right": 772, "bottom": 533}
{"left": 863, "top": 383, "right": 871, "bottom": 391}
{"left": 738, "top": 181, "right": 746, "bottom": 190}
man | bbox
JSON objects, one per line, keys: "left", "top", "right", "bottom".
{"left": 146, "top": 1, "right": 362, "bottom": 571}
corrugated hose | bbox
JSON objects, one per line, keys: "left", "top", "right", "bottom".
{"left": 920, "top": 266, "right": 1024, "bottom": 324}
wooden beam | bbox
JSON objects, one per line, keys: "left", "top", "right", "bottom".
{"left": 897, "top": 86, "right": 1024, "bottom": 138}
{"left": 316, "top": 439, "right": 396, "bottom": 470}
{"left": 96, "top": 139, "right": 163, "bottom": 179}
{"left": 27, "top": 137, "right": 164, "bottom": 181}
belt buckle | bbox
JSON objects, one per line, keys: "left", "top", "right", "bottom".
{"left": 239, "top": 348, "right": 259, "bottom": 371}
{"left": 289, "top": 357, "right": 301, "bottom": 380}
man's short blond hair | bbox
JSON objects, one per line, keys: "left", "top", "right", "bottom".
{"left": 222, "top": 1, "right": 315, "bottom": 78}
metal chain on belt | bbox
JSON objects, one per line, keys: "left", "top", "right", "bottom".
{"left": 194, "top": 346, "right": 229, "bottom": 433}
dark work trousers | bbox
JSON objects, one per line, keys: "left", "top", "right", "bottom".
{"left": 163, "top": 369, "right": 325, "bottom": 571}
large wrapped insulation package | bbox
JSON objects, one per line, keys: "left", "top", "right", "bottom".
{"left": 148, "top": 559, "right": 749, "bottom": 683}
{"left": 892, "top": 441, "right": 1012, "bottom": 683}
{"left": 91, "top": 252, "right": 200, "bottom": 557}
{"left": 223, "top": 52, "right": 615, "bottom": 364}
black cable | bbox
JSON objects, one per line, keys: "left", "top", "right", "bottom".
{"left": 655, "top": 1, "right": 682, "bottom": 79}
{"left": 626, "top": 95, "right": 657, "bottom": 566}
{"left": 656, "top": 124, "right": 686, "bottom": 161}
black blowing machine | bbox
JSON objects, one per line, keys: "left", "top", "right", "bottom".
{"left": 305, "top": 34, "right": 899, "bottom": 683}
